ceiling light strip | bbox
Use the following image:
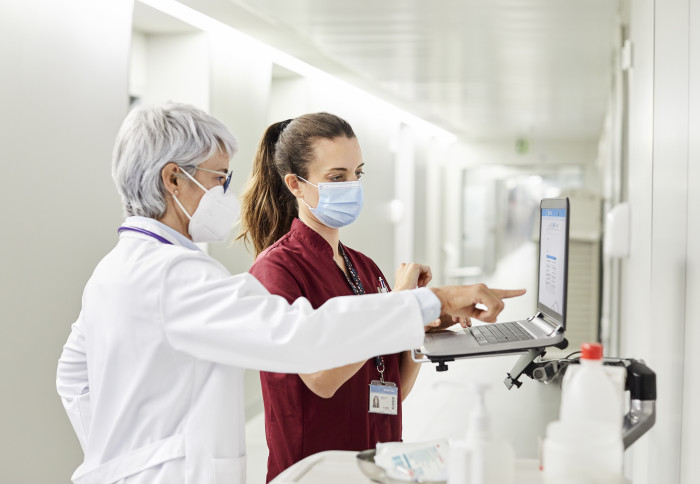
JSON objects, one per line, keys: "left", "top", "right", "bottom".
{"left": 138, "top": 0, "right": 457, "bottom": 141}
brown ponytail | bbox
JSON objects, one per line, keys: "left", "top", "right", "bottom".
{"left": 238, "top": 113, "right": 355, "bottom": 256}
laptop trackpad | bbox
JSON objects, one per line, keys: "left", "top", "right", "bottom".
{"left": 424, "top": 329, "right": 468, "bottom": 340}
{"left": 421, "top": 329, "right": 479, "bottom": 355}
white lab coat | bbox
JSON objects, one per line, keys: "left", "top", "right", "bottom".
{"left": 56, "top": 217, "right": 427, "bottom": 484}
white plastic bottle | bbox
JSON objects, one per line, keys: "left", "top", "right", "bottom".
{"left": 446, "top": 382, "right": 515, "bottom": 484}
{"left": 559, "top": 342, "right": 622, "bottom": 427}
{"left": 542, "top": 342, "right": 625, "bottom": 483}
{"left": 561, "top": 357, "right": 627, "bottom": 423}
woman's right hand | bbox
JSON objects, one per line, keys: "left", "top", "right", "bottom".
{"left": 425, "top": 313, "right": 472, "bottom": 332}
{"left": 394, "top": 262, "right": 432, "bottom": 291}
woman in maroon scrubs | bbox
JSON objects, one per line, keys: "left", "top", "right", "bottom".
{"left": 238, "top": 113, "right": 444, "bottom": 482}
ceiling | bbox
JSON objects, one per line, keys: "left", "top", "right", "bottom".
{"left": 134, "top": 0, "right": 621, "bottom": 141}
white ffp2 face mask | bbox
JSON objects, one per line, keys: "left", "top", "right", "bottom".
{"left": 172, "top": 168, "right": 241, "bottom": 243}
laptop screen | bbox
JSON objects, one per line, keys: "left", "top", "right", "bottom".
{"left": 537, "top": 201, "right": 569, "bottom": 325}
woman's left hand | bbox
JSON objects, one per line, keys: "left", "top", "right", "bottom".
{"left": 394, "top": 262, "right": 432, "bottom": 291}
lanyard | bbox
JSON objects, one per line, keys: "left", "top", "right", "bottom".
{"left": 374, "top": 356, "right": 386, "bottom": 383}
{"left": 337, "top": 244, "right": 365, "bottom": 295}
{"left": 337, "top": 244, "right": 386, "bottom": 378}
{"left": 118, "top": 226, "right": 173, "bottom": 245}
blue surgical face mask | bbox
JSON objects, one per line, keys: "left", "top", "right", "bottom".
{"left": 297, "top": 175, "right": 364, "bottom": 228}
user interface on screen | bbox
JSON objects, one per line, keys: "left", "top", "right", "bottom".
{"left": 538, "top": 207, "right": 567, "bottom": 317}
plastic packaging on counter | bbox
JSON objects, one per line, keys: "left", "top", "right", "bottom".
{"left": 374, "top": 440, "right": 449, "bottom": 482}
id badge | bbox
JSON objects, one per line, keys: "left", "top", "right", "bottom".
{"left": 369, "top": 380, "right": 398, "bottom": 415}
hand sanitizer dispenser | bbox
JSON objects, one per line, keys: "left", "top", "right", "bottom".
{"left": 440, "top": 382, "right": 515, "bottom": 484}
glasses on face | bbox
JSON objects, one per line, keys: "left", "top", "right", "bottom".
{"left": 194, "top": 167, "right": 233, "bottom": 193}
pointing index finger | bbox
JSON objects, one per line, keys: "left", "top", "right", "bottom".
{"left": 490, "top": 288, "right": 527, "bottom": 299}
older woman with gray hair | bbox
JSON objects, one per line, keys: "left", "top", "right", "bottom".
{"left": 56, "top": 102, "right": 524, "bottom": 484}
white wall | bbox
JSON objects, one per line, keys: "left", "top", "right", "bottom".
{"left": 393, "top": 124, "right": 417, "bottom": 270}
{"left": 425, "top": 142, "right": 449, "bottom": 285}
{"left": 648, "top": 2, "right": 689, "bottom": 481}
{"left": 682, "top": 2, "right": 700, "bottom": 480}
{"left": 620, "top": 0, "right": 654, "bottom": 478}
{"left": 142, "top": 33, "right": 211, "bottom": 110}
{"left": 268, "top": 76, "right": 312, "bottom": 122}
{"left": 595, "top": 15, "right": 626, "bottom": 355}
{"left": 0, "top": 1, "right": 133, "bottom": 482}
{"left": 622, "top": 0, "right": 699, "bottom": 481}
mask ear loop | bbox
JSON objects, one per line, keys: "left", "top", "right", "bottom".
{"left": 171, "top": 192, "right": 192, "bottom": 220}
{"left": 171, "top": 166, "right": 207, "bottom": 220}
{"left": 294, "top": 174, "right": 319, "bottom": 211}
{"left": 295, "top": 174, "right": 319, "bottom": 189}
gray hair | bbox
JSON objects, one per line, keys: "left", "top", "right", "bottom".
{"left": 112, "top": 102, "right": 238, "bottom": 218}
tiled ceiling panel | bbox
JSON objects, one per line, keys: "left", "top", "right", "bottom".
{"left": 229, "top": 0, "right": 619, "bottom": 140}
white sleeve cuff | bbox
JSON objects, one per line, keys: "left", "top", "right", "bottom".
{"left": 410, "top": 287, "right": 441, "bottom": 324}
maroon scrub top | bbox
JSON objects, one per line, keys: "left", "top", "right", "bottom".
{"left": 249, "top": 219, "right": 403, "bottom": 482}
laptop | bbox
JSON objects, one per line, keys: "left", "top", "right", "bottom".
{"left": 419, "top": 197, "right": 569, "bottom": 360}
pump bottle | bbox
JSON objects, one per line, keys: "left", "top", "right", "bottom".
{"left": 442, "top": 382, "right": 515, "bottom": 484}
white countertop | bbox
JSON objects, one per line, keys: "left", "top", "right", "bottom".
{"left": 269, "top": 450, "right": 543, "bottom": 484}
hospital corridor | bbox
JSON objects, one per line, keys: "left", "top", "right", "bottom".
{"left": 1, "top": 1, "right": 699, "bottom": 483}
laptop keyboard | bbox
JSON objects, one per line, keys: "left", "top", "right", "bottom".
{"left": 470, "top": 322, "right": 534, "bottom": 345}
